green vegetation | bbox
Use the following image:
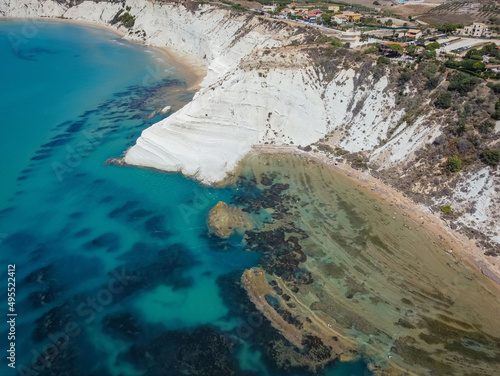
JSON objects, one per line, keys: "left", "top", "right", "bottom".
{"left": 426, "top": 42, "right": 440, "bottom": 51}
{"left": 440, "top": 205, "right": 452, "bottom": 213}
{"left": 221, "top": 1, "right": 247, "bottom": 12}
{"left": 399, "top": 71, "right": 412, "bottom": 84}
{"left": 446, "top": 156, "right": 462, "bottom": 172}
{"left": 110, "top": 9, "right": 136, "bottom": 28}
{"left": 377, "top": 56, "right": 390, "bottom": 65}
{"left": 385, "top": 43, "right": 404, "bottom": 53}
{"left": 447, "top": 72, "right": 479, "bottom": 95}
{"left": 480, "top": 149, "right": 500, "bottom": 167}
{"left": 478, "top": 120, "right": 495, "bottom": 134}
{"left": 426, "top": 76, "right": 439, "bottom": 90}
{"left": 437, "top": 22, "right": 463, "bottom": 33}
{"left": 434, "top": 92, "right": 451, "bottom": 109}
{"left": 487, "top": 82, "right": 500, "bottom": 94}
{"left": 492, "top": 101, "right": 500, "bottom": 120}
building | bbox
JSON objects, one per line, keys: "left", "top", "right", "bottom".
{"left": 328, "top": 5, "right": 340, "bottom": 12}
{"left": 486, "top": 65, "right": 500, "bottom": 73}
{"left": 405, "top": 29, "right": 422, "bottom": 39}
{"left": 308, "top": 9, "right": 323, "bottom": 18}
{"left": 340, "top": 31, "right": 361, "bottom": 45}
{"left": 262, "top": 4, "right": 277, "bottom": 12}
{"left": 459, "top": 23, "right": 490, "bottom": 37}
{"left": 341, "top": 11, "right": 361, "bottom": 23}
{"left": 333, "top": 15, "right": 346, "bottom": 24}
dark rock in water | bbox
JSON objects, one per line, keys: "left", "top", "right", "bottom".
{"left": 29, "top": 288, "right": 62, "bottom": 308}
{"left": 100, "top": 195, "right": 114, "bottom": 203}
{"left": 32, "top": 297, "right": 81, "bottom": 342}
{"left": 82, "top": 232, "right": 121, "bottom": 253}
{"left": 112, "top": 243, "right": 199, "bottom": 300}
{"left": 261, "top": 174, "right": 274, "bottom": 186}
{"left": 108, "top": 200, "right": 139, "bottom": 218}
{"left": 24, "top": 264, "right": 55, "bottom": 285}
{"left": 3, "top": 231, "right": 36, "bottom": 252}
{"left": 202, "top": 232, "right": 233, "bottom": 252}
{"left": 127, "top": 209, "right": 153, "bottom": 222}
{"left": 66, "top": 120, "right": 85, "bottom": 133}
{"left": 272, "top": 285, "right": 283, "bottom": 295}
{"left": 301, "top": 335, "right": 333, "bottom": 363}
{"left": 41, "top": 137, "right": 71, "bottom": 148}
{"left": 128, "top": 326, "right": 252, "bottom": 376}
{"left": 70, "top": 211, "right": 83, "bottom": 219}
{"left": 73, "top": 228, "right": 92, "bottom": 238}
{"left": 33, "top": 336, "right": 78, "bottom": 376}
{"left": 103, "top": 312, "right": 142, "bottom": 340}
{"left": 144, "top": 215, "right": 170, "bottom": 239}
{"left": 265, "top": 294, "right": 280, "bottom": 310}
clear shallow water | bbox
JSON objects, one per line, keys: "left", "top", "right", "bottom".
{"left": 0, "top": 20, "right": 369, "bottom": 376}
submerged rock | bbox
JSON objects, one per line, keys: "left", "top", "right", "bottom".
{"left": 208, "top": 201, "right": 251, "bottom": 238}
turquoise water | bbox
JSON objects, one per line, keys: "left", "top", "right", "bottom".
{"left": 0, "top": 20, "right": 369, "bottom": 375}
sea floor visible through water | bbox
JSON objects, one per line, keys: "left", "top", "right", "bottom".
{"left": 0, "top": 19, "right": 372, "bottom": 376}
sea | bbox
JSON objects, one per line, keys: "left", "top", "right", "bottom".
{"left": 0, "top": 20, "right": 371, "bottom": 376}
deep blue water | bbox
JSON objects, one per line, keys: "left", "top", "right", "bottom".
{"left": 0, "top": 19, "right": 370, "bottom": 376}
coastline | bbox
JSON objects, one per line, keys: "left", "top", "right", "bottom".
{"left": 250, "top": 144, "right": 500, "bottom": 289}
{"left": 6, "top": 15, "right": 496, "bottom": 287}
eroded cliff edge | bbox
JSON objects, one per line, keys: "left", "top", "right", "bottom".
{"left": 2, "top": 1, "right": 499, "bottom": 260}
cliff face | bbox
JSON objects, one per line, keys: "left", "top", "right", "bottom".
{"left": 1, "top": 0, "right": 500, "bottom": 254}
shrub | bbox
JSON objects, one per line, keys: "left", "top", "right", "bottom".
{"left": 425, "top": 76, "right": 439, "bottom": 90}
{"left": 377, "top": 56, "right": 390, "bottom": 65}
{"left": 331, "top": 38, "right": 343, "bottom": 48}
{"left": 434, "top": 92, "right": 451, "bottom": 109}
{"left": 364, "top": 46, "right": 377, "bottom": 54}
{"left": 447, "top": 72, "right": 479, "bottom": 95}
{"left": 399, "top": 71, "right": 412, "bottom": 84}
{"left": 445, "top": 60, "right": 461, "bottom": 69}
{"left": 426, "top": 42, "right": 440, "bottom": 50}
{"left": 480, "top": 149, "right": 500, "bottom": 166}
{"left": 487, "top": 82, "right": 500, "bottom": 94}
{"left": 493, "top": 101, "right": 500, "bottom": 120}
{"left": 478, "top": 119, "right": 495, "bottom": 134}
{"left": 446, "top": 156, "right": 462, "bottom": 172}
{"left": 440, "top": 205, "right": 452, "bottom": 212}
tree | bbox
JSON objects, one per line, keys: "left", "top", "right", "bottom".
{"left": 385, "top": 19, "right": 393, "bottom": 27}
{"left": 420, "top": 50, "right": 436, "bottom": 60}
{"left": 426, "top": 42, "right": 440, "bottom": 50}
{"left": 437, "top": 22, "right": 462, "bottom": 33}
{"left": 434, "top": 92, "right": 452, "bottom": 109}
{"left": 399, "top": 71, "right": 412, "bottom": 84}
{"left": 322, "top": 14, "right": 332, "bottom": 26}
{"left": 385, "top": 43, "right": 403, "bottom": 52}
{"left": 446, "top": 157, "right": 462, "bottom": 172}
{"left": 480, "top": 150, "right": 500, "bottom": 167}
{"left": 377, "top": 56, "right": 391, "bottom": 65}
{"left": 406, "top": 44, "right": 417, "bottom": 56}
{"left": 447, "top": 72, "right": 479, "bottom": 95}
{"left": 426, "top": 76, "right": 439, "bottom": 90}
{"left": 465, "top": 49, "right": 482, "bottom": 60}
{"left": 478, "top": 119, "right": 495, "bottom": 134}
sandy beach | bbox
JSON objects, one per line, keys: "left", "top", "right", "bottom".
{"left": 252, "top": 144, "right": 500, "bottom": 289}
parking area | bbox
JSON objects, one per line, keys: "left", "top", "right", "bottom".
{"left": 441, "top": 38, "right": 490, "bottom": 54}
